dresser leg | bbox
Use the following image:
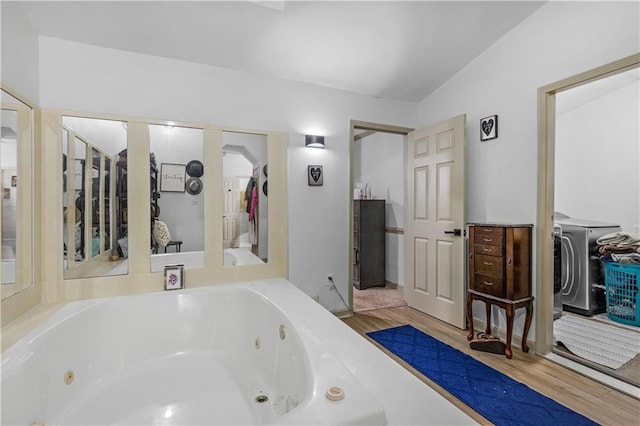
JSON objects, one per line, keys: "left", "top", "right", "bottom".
{"left": 466, "top": 293, "right": 474, "bottom": 341}
{"left": 505, "top": 304, "right": 514, "bottom": 359}
{"left": 522, "top": 300, "right": 533, "bottom": 353}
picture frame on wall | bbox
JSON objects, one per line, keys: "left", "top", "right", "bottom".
{"left": 480, "top": 115, "right": 498, "bottom": 141}
{"left": 164, "top": 264, "right": 184, "bottom": 290}
{"left": 160, "top": 163, "right": 186, "bottom": 192}
{"left": 308, "top": 165, "right": 323, "bottom": 186}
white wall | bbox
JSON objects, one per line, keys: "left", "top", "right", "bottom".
{"left": 37, "top": 36, "right": 416, "bottom": 311}
{"left": 555, "top": 80, "right": 639, "bottom": 233}
{"left": 24, "top": 2, "right": 639, "bottom": 322}
{"left": 417, "top": 1, "right": 639, "bottom": 336}
{"left": 0, "top": 2, "right": 39, "bottom": 103}
{"left": 354, "top": 132, "right": 405, "bottom": 286}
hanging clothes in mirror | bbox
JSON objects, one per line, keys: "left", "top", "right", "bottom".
{"left": 248, "top": 178, "right": 258, "bottom": 245}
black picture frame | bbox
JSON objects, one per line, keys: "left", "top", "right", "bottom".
{"left": 164, "top": 264, "right": 184, "bottom": 290}
{"left": 480, "top": 115, "right": 498, "bottom": 141}
{"left": 308, "top": 165, "right": 323, "bottom": 186}
{"left": 160, "top": 163, "right": 186, "bottom": 192}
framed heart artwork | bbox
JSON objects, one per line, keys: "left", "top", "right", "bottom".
{"left": 307, "top": 165, "right": 323, "bottom": 186}
{"left": 480, "top": 115, "right": 498, "bottom": 141}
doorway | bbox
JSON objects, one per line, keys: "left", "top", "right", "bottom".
{"left": 349, "top": 121, "right": 412, "bottom": 312}
{"left": 537, "top": 53, "right": 640, "bottom": 393}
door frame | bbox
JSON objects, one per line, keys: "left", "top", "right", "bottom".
{"left": 348, "top": 120, "right": 414, "bottom": 313}
{"left": 535, "top": 53, "right": 640, "bottom": 355}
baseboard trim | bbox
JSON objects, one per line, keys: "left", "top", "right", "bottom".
{"left": 472, "top": 318, "right": 535, "bottom": 354}
{"left": 332, "top": 308, "right": 353, "bottom": 319}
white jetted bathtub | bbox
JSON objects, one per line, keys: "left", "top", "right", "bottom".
{"left": 1, "top": 279, "right": 475, "bottom": 425}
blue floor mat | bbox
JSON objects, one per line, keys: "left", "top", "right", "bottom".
{"left": 367, "top": 324, "right": 598, "bottom": 426}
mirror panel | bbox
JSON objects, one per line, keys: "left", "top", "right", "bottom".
{"left": 91, "top": 147, "right": 101, "bottom": 257}
{"left": 1, "top": 89, "right": 33, "bottom": 299}
{"left": 149, "top": 124, "right": 204, "bottom": 272}
{"left": 62, "top": 116, "right": 127, "bottom": 279}
{"left": 222, "top": 131, "right": 268, "bottom": 267}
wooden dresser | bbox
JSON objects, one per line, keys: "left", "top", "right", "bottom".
{"left": 466, "top": 223, "right": 534, "bottom": 359}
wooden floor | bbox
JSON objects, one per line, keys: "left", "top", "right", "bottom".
{"left": 342, "top": 306, "right": 640, "bottom": 426}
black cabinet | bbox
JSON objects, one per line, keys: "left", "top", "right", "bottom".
{"left": 150, "top": 162, "right": 159, "bottom": 253}
{"left": 116, "top": 161, "right": 127, "bottom": 239}
{"left": 353, "top": 200, "right": 386, "bottom": 290}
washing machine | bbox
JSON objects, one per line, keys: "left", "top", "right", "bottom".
{"left": 554, "top": 215, "right": 621, "bottom": 316}
{"left": 553, "top": 225, "right": 563, "bottom": 320}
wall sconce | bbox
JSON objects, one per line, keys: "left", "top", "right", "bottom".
{"left": 305, "top": 134, "right": 325, "bottom": 148}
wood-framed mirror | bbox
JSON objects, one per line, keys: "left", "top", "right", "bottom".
{"left": 62, "top": 116, "right": 127, "bottom": 279}
{"left": 1, "top": 88, "right": 34, "bottom": 300}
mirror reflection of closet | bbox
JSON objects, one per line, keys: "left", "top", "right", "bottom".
{"left": 149, "top": 124, "right": 204, "bottom": 272}
{"left": 62, "top": 116, "right": 127, "bottom": 279}
{"left": 222, "top": 131, "right": 268, "bottom": 267}
{"left": 1, "top": 89, "right": 33, "bottom": 299}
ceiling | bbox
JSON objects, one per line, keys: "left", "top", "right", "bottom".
{"left": 15, "top": 1, "right": 545, "bottom": 103}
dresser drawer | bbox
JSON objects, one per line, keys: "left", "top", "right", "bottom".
{"left": 474, "top": 244, "right": 503, "bottom": 256}
{"left": 474, "top": 226, "right": 504, "bottom": 237}
{"left": 476, "top": 233, "right": 503, "bottom": 246}
{"left": 472, "top": 274, "right": 505, "bottom": 298}
{"left": 475, "top": 254, "right": 503, "bottom": 278}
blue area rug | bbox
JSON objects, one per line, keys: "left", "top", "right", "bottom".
{"left": 367, "top": 325, "right": 598, "bottom": 426}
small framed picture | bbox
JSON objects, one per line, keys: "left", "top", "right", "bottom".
{"left": 480, "top": 115, "right": 498, "bottom": 141}
{"left": 160, "top": 163, "right": 186, "bottom": 192}
{"left": 164, "top": 264, "right": 184, "bottom": 290}
{"left": 308, "top": 165, "right": 323, "bottom": 186}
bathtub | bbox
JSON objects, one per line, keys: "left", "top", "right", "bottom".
{"left": 1, "top": 279, "right": 475, "bottom": 425}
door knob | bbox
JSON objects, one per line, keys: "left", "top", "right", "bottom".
{"left": 444, "top": 229, "right": 462, "bottom": 236}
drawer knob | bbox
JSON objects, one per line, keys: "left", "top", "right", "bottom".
{"left": 483, "top": 261, "right": 493, "bottom": 266}
{"left": 482, "top": 281, "right": 493, "bottom": 286}
{"left": 483, "top": 247, "right": 492, "bottom": 252}
{"left": 483, "top": 238, "right": 493, "bottom": 243}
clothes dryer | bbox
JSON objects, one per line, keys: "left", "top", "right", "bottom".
{"left": 554, "top": 216, "right": 621, "bottom": 316}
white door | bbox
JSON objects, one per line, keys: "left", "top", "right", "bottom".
{"left": 405, "top": 114, "right": 466, "bottom": 328}
{"left": 223, "top": 177, "right": 240, "bottom": 248}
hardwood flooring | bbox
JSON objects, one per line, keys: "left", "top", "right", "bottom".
{"left": 342, "top": 306, "right": 640, "bottom": 426}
